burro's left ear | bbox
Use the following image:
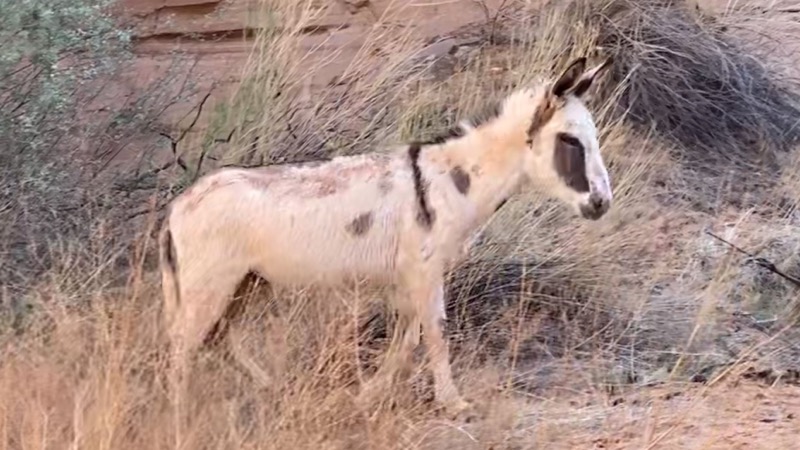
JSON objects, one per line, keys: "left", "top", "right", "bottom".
{"left": 571, "top": 56, "right": 614, "bottom": 97}
{"left": 551, "top": 57, "right": 587, "bottom": 97}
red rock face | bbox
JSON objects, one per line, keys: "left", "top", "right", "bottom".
{"left": 117, "top": 0, "right": 496, "bottom": 68}
{"left": 98, "top": 0, "right": 505, "bottom": 172}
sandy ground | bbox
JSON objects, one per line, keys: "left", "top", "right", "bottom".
{"left": 566, "top": 380, "right": 799, "bottom": 449}
{"left": 400, "top": 373, "right": 800, "bottom": 449}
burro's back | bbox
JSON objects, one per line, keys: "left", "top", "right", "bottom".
{"left": 166, "top": 152, "right": 409, "bottom": 288}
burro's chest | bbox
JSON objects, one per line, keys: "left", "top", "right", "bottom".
{"left": 424, "top": 185, "right": 482, "bottom": 264}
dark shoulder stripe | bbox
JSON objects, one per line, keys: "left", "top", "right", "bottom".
{"left": 408, "top": 143, "right": 435, "bottom": 229}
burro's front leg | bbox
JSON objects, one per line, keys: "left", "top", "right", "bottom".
{"left": 404, "top": 268, "right": 471, "bottom": 417}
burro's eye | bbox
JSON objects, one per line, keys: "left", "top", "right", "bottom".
{"left": 554, "top": 132, "right": 590, "bottom": 192}
{"left": 557, "top": 132, "right": 583, "bottom": 149}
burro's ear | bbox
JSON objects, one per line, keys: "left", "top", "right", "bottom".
{"left": 551, "top": 57, "right": 587, "bottom": 97}
{"left": 571, "top": 56, "right": 614, "bottom": 97}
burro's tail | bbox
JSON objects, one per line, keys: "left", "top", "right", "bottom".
{"left": 159, "top": 215, "right": 180, "bottom": 331}
{"left": 159, "top": 215, "right": 187, "bottom": 447}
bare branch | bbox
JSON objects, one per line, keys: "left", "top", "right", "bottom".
{"left": 705, "top": 230, "right": 800, "bottom": 288}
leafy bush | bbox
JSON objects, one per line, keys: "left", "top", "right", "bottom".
{"left": 1, "top": 0, "right": 130, "bottom": 154}
{"left": 0, "top": 0, "right": 131, "bottom": 303}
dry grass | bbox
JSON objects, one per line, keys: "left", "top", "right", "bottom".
{"left": 2, "top": 0, "right": 800, "bottom": 449}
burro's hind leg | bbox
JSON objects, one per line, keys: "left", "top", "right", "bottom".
{"left": 357, "top": 291, "right": 421, "bottom": 407}
{"left": 167, "top": 261, "right": 248, "bottom": 448}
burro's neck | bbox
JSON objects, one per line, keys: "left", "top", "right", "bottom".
{"left": 438, "top": 109, "right": 533, "bottom": 224}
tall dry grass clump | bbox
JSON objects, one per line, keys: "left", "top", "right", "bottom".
{"left": 193, "top": 0, "right": 436, "bottom": 172}
{"left": 593, "top": 0, "right": 800, "bottom": 164}
{"left": 1, "top": 0, "right": 799, "bottom": 449}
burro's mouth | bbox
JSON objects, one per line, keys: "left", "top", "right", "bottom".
{"left": 579, "top": 197, "right": 609, "bottom": 220}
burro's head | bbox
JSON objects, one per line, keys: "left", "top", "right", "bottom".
{"left": 520, "top": 57, "right": 614, "bottom": 220}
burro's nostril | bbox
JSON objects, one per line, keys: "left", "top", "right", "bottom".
{"left": 590, "top": 193, "right": 603, "bottom": 209}
{"left": 589, "top": 192, "right": 606, "bottom": 211}
{"left": 580, "top": 192, "right": 609, "bottom": 221}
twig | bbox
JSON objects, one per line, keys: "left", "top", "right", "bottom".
{"left": 158, "top": 90, "right": 213, "bottom": 173}
{"left": 705, "top": 230, "right": 800, "bottom": 287}
{"left": 214, "top": 128, "right": 236, "bottom": 144}
{"left": 177, "top": 91, "right": 212, "bottom": 143}
{"left": 126, "top": 202, "right": 169, "bottom": 221}
{"left": 158, "top": 132, "right": 189, "bottom": 171}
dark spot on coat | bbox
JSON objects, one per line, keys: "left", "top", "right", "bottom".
{"left": 408, "top": 143, "right": 435, "bottom": 230}
{"left": 346, "top": 212, "right": 373, "bottom": 236}
{"left": 377, "top": 172, "right": 393, "bottom": 196}
{"left": 450, "top": 166, "right": 470, "bottom": 195}
{"left": 554, "top": 132, "right": 590, "bottom": 192}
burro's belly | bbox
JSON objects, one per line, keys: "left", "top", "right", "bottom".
{"left": 247, "top": 211, "right": 400, "bottom": 286}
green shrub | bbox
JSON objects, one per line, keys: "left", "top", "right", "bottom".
{"left": 1, "top": 0, "right": 130, "bottom": 155}
{"left": 0, "top": 0, "right": 132, "bottom": 307}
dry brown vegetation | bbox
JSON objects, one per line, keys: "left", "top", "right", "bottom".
{"left": 2, "top": 0, "right": 800, "bottom": 449}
